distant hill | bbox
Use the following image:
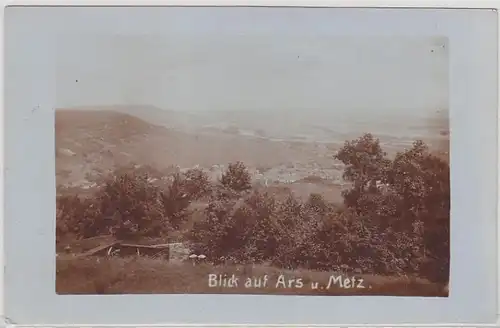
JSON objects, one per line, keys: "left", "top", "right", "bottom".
{"left": 55, "top": 109, "right": 174, "bottom": 187}
{"left": 55, "top": 107, "right": 326, "bottom": 188}
{"left": 58, "top": 105, "right": 195, "bottom": 128}
{"left": 103, "top": 104, "right": 202, "bottom": 129}
{"left": 56, "top": 108, "right": 159, "bottom": 141}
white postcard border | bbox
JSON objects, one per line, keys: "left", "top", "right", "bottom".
{"left": 2, "top": 1, "right": 499, "bottom": 326}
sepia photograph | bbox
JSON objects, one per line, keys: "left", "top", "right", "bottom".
{"left": 54, "top": 14, "right": 450, "bottom": 297}
{"left": 5, "top": 5, "right": 498, "bottom": 325}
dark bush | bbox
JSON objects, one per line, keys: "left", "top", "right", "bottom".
{"left": 190, "top": 190, "right": 280, "bottom": 264}
{"left": 220, "top": 161, "right": 252, "bottom": 192}
{"left": 96, "top": 171, "right": 168, "bottom": 240}
{"left": 182, "top": 168, "right": 212, "bottom": 199}
{"left": 160, "top": 173, "right": 191, "bottom": 230}
{"left": 56, "top": 195, "right": 100, "bottom": 244}
{"left": 334, "top": 134, "right": 449, "bottom": 282}
{"left": 56, "top": 167, "right": 203, "bottom": 241}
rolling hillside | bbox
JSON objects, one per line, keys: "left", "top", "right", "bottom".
{"left": 55, "top": 107, "right": 337, "bottom": 190}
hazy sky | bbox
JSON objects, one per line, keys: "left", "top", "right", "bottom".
{"left": 56, "top": 9, "right": 448, "bottom": 115}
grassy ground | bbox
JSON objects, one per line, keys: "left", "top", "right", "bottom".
{"left": 56, "top": 256, "right": 447, "bottom": 296}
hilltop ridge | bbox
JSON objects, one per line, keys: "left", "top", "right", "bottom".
{"left": 55, "top": 107, "right": 335, "bottom": 192}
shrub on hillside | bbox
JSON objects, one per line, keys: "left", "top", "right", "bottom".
{"left": 190, "top": 190, "right": 280, "bottom": 264}
{"left": 191, "top": 189, "right": 335, "bottom": 270}
{"left": 56, "top": 195, "right": 100, "bottom": 244}
{"left": 270, "top": 195, "right": 323, "bottom": 269}
{"left": 56, "top": 167, "right": 205, "bottom": 242}
{"left": 182, "top": 168, "right": 212, "bottom": 199}
{"left": 160, "top": 173, "right": 192, "bottom": 230}
{"left": 220, "top": 161, "right": 252, "bottom": 192}
{"left": 95, "top": 171, "right": 168, "bottom": 240}
{"left": 189, "top": 195, "right": 239, "bottom": 263}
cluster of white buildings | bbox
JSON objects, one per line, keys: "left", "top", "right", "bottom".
{"left": 161, "top": 162, "right": 347, "bottom": 188}
{"left": 64, "top": 161, "right": 348, "bottom": 193}
{"left": 251, "top": 163, "right": 344, "bottom": 186}
{"left": 183, "top": 162, "right": 345, "bottom": 186}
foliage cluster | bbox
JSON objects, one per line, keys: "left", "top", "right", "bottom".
{"left": 57, "top": 134, "right": 449, "bottom": 283}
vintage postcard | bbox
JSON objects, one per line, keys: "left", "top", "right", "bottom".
{"left": 4, "top": 5, "right": 498, "bottom": 326}
{"left": 55, "top": 34, "right": 451, "bottom": 296}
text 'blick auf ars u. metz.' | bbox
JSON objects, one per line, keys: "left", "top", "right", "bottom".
{"left": 208, "top": 273, "right": 370, "bottom": 290}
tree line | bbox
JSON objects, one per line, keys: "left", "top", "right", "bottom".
{"left": 56, "top": 133, "right": 449, "bottom": 283}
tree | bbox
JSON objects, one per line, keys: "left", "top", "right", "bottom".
{"left": 56, "top": 195, "right": 100, "bottom": 243}
{"left": 388, "top": 140, "right": 450, "bottom": 221}
{"left": 388, "top": 140, "right": 450, "bottom": 282}
{"left": 189, "top": 195, "right": 240, "bottom": 263}
{"left": 97, "top": 171, "right": 168, "bottom": 240}
{"left": 182, "top": 168, "right": 212, "bottom": 199}
{"left": 334, "top": 133, "right": 391, "bottom": 208}
{"left": 160, "top": 173, "right": 192, "bottom": 230}
{"left": 190, "top": 190, "right": 280, "bottom": 264}
{"left": 334, "top": 134, "right": 449, "bottom": 281}
{"left": 220, "top": 161, "right": 252, "bottom": 192}
{"left": 56, "top": 195, "right": 87, "bottom": 244}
